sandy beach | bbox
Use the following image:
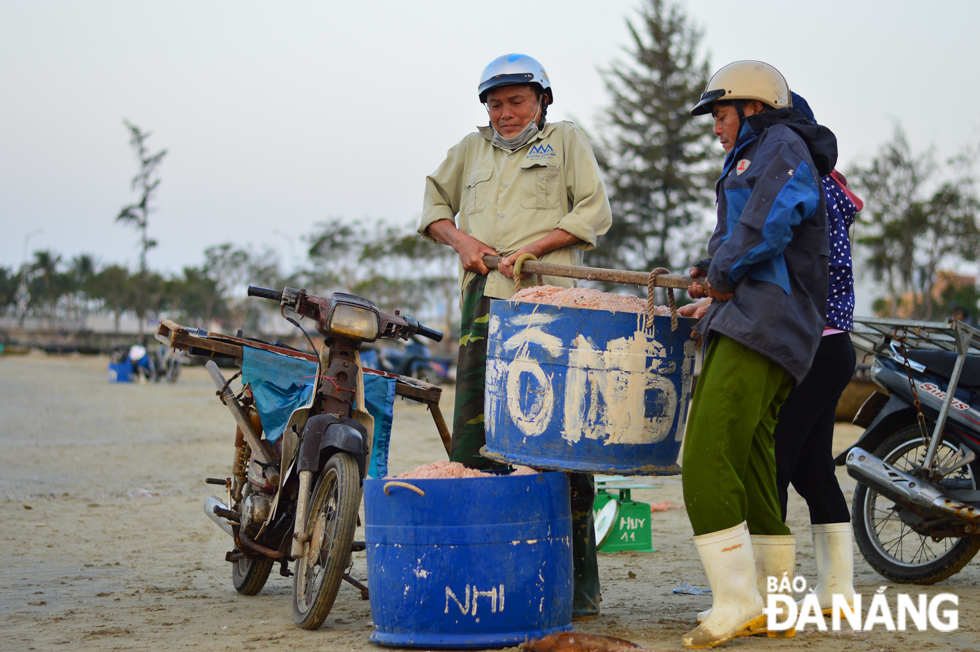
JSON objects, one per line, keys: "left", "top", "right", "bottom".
{"left": 1, "top": 352, "right": 977, "bottom": 651}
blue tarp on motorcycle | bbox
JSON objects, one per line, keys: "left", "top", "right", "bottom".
{"left": 241, "top": 348, "right": 396, "bottom": 477}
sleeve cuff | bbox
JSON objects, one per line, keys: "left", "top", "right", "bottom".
{"left": 555, "top": 213, "right": 599, "bottom": 249}
{"left": 711, "top": 279, "right": 736, "bottom": 294}
{"left": 417, "top": 212, "right": 453, "bottom": 244}
{"left": 707, "top": 262, "right": 736, "bottom": 293}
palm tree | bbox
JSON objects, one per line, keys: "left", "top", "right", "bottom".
{"left": 31, "top": 249, "right": 63, "bottom": 316}
{"left": 87, "top": 265, "right": 133, "bottom": 333}
{"left": 68, "top": 254, "right": 98, "bottom": 318}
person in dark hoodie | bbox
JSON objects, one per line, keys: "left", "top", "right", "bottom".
{"left": 675, "top": 61, "right": 838, "bottom": 648}
{"left": 682, "top": 91, "right": 862, "bottom": 629}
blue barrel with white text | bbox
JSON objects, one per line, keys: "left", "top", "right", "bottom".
{"left": 364, "top": 471, "right": 572, "bottom": 648}
{"left": 483, "top": 301, "right": 695, "bottom": 475}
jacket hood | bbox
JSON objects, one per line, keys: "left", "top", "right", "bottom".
{"left": 745, "top": 107, "right": 838, "bottom": 176}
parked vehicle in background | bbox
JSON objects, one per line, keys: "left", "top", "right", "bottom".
{"left": 187, "top": 285, "right": 442, "bottom": 629}
{"left": 427, "top": 354, "right": 457, "bottom": 385}
{"left": 839, "top": 317, "right": 980, "bottom": 584}
{"left": 365, "top": 336, "right": 440, "bottom": 381}
{"left": 154, "top": 345, "right": 189, "bottom": 383}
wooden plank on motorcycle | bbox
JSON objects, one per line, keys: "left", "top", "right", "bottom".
{"left": 158, "top": 319, "right": 445, "bottom": 408}
{"left": 169, "top": 330, "right": 243, "bottom": 358}
{"left": 428, "top": 401, "right": 452, "bottom": 456}
{"left": 156, "top": 319, "right": 180, "bottom": 348}
{"left": 201, "top": 333, "right": 317, "bottom": 362}
{"left": 156, "top": 319, "right": 316, "bottom": 362}
{"left": 363, "top": 367, "right": 442, "bottom": 403}
{"left": 392, "top": 382, "right": 439, "bottom": 402}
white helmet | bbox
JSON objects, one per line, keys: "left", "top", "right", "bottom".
{"left": 478, "top": 53, "right": 553, "bottom": 105}
{"left": 691, "top": 60, "right": 791, "bottom": 116}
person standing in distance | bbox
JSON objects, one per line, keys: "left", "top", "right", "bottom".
{"left": 679, "top": 60, "right": 837, "bottom": 648}
{"left": 418, "top": 53, "right": 612, "bottom": 620}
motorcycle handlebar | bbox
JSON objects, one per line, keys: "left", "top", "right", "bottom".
{"left": 404, "top": 316, "right": 443, "bottom": 343}
{"left": 246, "top": 285, "right": 442, "bottom": 342}
{"left": 247, "top": 286, "right": 283, "bottom": 302}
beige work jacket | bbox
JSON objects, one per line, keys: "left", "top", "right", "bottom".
{"left": 419, "top": 121, "right": 612, "bottom": 300}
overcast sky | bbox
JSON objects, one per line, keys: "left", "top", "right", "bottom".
{"left": 2, "top": 0, "right": 979, "bottom": 299}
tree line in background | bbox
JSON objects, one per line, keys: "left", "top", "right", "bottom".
{"left": 0, "top": 219, "right": 458, "bottom": 336}
{"left": 2, "top": 0, "right": 979, "bottom": 333}
{"left": 851, "top": 125, "right": 980, "bottom": 320}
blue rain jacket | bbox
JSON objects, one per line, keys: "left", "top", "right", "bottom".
{"left": 697, "top": 108, "right": 837, "bottom": 384}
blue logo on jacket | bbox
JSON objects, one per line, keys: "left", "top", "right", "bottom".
{"left": 525, "top": 144, "right": 555, "bottom": 161}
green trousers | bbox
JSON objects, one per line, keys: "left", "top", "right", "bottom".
{"left": 449, "top": 275, "right": 500, "bottom": 469}
{"left": 450, "top": 275, "right": 600, "bottom": 615}
{"left": 682, "top": 334, "right": 793, "bottom": 537}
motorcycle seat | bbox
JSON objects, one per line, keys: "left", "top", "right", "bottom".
{"left": 907, "top": 350, "right": 980, "bottom": 391}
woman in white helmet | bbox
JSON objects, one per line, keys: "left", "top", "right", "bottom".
{"left": 418, "top": 53, "right": 612, "bottom": 620}
{"left": 678, "top": 60, "right": 838, "bottom": 648}
{"left": 682, "top": 88, "right": 861, "bottom": 640}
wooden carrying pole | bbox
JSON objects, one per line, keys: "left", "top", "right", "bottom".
{"left": 482, "top": 255, "right": 701, "bottom": 291}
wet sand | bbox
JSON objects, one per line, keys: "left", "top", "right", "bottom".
{"left": 1, "top": 352, "right": 978, "bottom": 651}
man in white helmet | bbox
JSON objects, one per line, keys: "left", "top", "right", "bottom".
{"left": 677, "top": 61, "right": 837, "bottom": 648}
{"left": 418, "top": 53, "right": 612, "bottom": 620}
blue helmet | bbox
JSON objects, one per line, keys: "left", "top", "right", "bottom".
{"left": 478, "top": 54, "right": 553, "bottom": 105}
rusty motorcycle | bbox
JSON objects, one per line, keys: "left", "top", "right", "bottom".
{"left": 195, "top": 286, "right": 442, "bottom": 629}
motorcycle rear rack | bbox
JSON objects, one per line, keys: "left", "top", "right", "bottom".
{"left": 156, "top": 318, "right": 451, "bottom": 454}
{"left": 851, "top": 316, "right": 980, "bottom": 474}
{"left": 852, "top": 316, "right": 980, "bottom": 358}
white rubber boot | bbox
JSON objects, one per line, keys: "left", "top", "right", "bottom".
{"left": 809, "top": 523, "right": 856, "bottom": 615}
{"left": 752, "top": 534, "right": 796, "bottom": 637}
{"left": 682, "top": 523, "right": 766, "bottom": 648}
{"left": 696, "top": 534, "right": 796, "bottom": 638}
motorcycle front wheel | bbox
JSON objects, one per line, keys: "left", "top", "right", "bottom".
{"left": 292, "top": 453, "right": 360, "bottom": 629}
{"left": 852, "top": 425, "right": 980, "bottom": 584}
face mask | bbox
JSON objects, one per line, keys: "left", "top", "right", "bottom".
{"left": 490, "top": 98, "right": 544, "bottom": 151}
{"left": 492, "top": 118, "right": 540, "bottom": 151}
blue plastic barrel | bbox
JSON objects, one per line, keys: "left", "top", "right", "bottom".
{"left": 364, "top": 471, "right": 572, "bottom": 648}
{"left": 483, "top": 302, "right": 695, "bottom": 475}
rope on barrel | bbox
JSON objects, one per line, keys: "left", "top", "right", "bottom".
{"left": 383, "top": 481, "right": 425, "bottom": 497}
{"left": 648, "top": 268, "right": 678, "bottom": 332}
{"left": 513, "top": 253, "right": 543, "bottom": 293}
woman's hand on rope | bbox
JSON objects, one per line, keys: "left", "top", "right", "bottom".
{"left": 678, "top": 298, "right": 712, "bottom": 319}
{"left": 687, "top": 266, "right": 709, "bottom": 299}
{"left": 687, "top": 266, "right": 732, "bottom": 302}
{"left": 705, "top": 286, "right": 733, "bottom": 302}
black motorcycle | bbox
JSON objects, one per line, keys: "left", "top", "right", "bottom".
{"left": 838, "top": 316, "right": 980, "bottom": 584}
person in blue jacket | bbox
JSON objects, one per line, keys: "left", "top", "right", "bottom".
{"left": 676, "top": 61, "right": 837, "bottom": 648}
